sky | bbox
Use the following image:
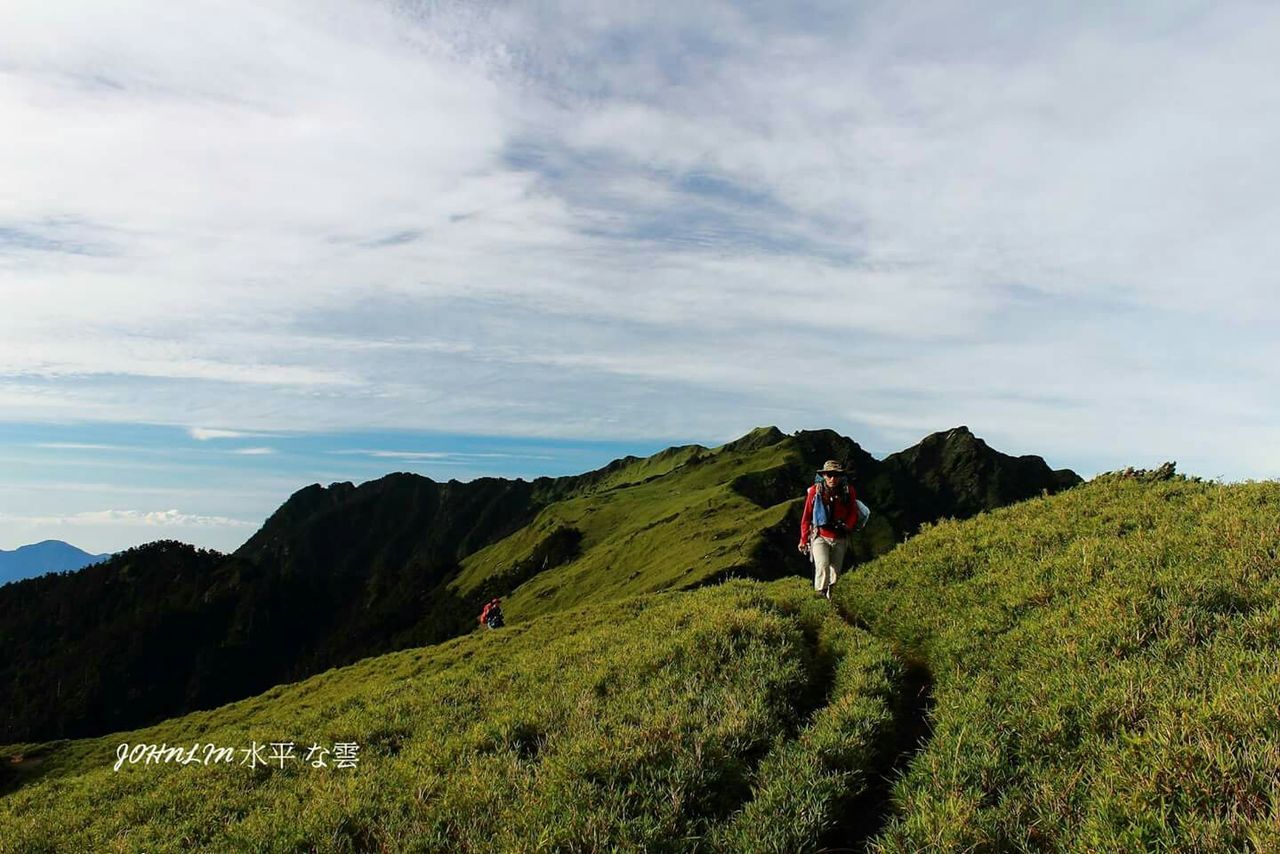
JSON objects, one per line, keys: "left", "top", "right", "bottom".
{"left": 3, "top": 0, "right": 1279, "bottom": 553}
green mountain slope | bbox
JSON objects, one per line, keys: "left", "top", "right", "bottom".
{"left": 836, "top": 468, "right": 1280, "bottom": 851}
{"left": 0, "top": 580, "right": 907, "bottom": 852}
{"left": 450, "top": 429, "right": 796, "bottom": 620}
{"left": 453, "top": 426, "right": 1080, "bottom": 623}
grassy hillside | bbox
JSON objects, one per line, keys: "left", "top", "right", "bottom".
{"left": 454, "top": 427, "right": 1080, "bottom": 626}
{"left": 451, "top": 432, "right": 799, "bottom": 621}
{"left": 1, "top": 580, "right": 908, "bottom": 853}
{"left": 837, "top": 470, "right": 1280, "bottom": 851}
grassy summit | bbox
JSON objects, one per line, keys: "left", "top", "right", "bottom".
{"left": 837, "top": 470, "right": 1280, "bottom": 851}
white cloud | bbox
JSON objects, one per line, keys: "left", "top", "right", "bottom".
{"left": 1, "top": 509, "right": 254, "bottom": 528}
{"left": 189, "top": 428, "right": 255, "bottom": 441}
{"left": 230, "top": 447, "right": 276, "bottom": 456}
{"left": 2, "top": 0, "right": 1279, "bottom": 479}
{"left": 329, "top": 449, "right": 551, "bottom": 462}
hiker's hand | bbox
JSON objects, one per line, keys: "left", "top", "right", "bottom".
{"left": 797, "top": 542, "right": 809, "bottom": 554}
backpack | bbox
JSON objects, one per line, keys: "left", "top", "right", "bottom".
{"left": 811, "top": 474, "right": 850, "bottom": 529}
{"left": 810, "top": 474, "right": 871, "bottom": 532}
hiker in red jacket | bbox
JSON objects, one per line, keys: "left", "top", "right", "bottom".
{"left": 478, "top": 597, "right": 504, "bottom": 629}
{"left": 799, "top": 460, "right": 860, "bottom": 599}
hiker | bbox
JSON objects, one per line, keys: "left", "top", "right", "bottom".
{"left": 799, "top": 460, "right": 861, "bottom": 599}
{"left": 478, "top": 597, "right": 504, "bottom": 630}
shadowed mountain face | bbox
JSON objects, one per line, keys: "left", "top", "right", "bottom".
{"left": 0, "top": 427, "right": 1079, "bottom": 745}
{"left": 875, "top": 426, "right": 1081, "bottom": 532}
{"left": 730, "top": 427, "right": 1082, "bottom": 582}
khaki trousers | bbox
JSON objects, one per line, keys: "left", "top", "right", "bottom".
{"left": 810, "top": 535, "right": 847, "bottom": 593}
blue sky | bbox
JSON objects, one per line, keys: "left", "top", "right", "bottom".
{"left": 3, "top": 0, "right": 1279, "bottom": 552}
{"left": 0, "top": 421, "right": 698, "bottom": 552}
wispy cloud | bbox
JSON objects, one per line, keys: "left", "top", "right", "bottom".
{"left": 230, "top": 447, "right": 276, "bottom": 456}
{"left": 329, "top": 449, "right": 551, "bottom": 462}
{"left": 189, "top": 428, "right": 259, "bottom": 441}
{"left": 35, "top": 442, "right": 137, "bottom": 451}
{"left": 1, "top": 509, "right": 254, "bottom": 528}
{"left": 2, "top": 0, "right": 1278, "bottom": 481}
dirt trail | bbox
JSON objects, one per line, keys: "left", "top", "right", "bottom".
{"left": 821, "top": 603, "right": 936, "bottom": 853}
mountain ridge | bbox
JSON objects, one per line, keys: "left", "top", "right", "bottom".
{"left": 0, "top": 425, "right": 1079, "bottom": 745}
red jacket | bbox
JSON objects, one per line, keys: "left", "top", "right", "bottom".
{"left": 799, "top": 483, "right": 860, "bottom": 544}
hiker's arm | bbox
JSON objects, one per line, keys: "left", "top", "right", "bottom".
{"left": 798, "top": 488, "right": 814, "bottom": 550}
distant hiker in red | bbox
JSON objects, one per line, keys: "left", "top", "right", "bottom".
{"left": 799, "top": 460, "right": 860, "bottom": 599}
{"left": 479, "top": 597, "right": 504, "bottom": 630}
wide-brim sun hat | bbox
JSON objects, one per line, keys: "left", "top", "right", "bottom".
{"left": 817, "top": 460, "right": 844, "bottom": 474}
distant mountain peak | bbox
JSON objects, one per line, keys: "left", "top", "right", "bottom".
{"left": 919, "top": 425, "right": 983, "bottom": 447}
{"left": 878, "top": 427, "right": 1082, "bottom": 533}
{"left": 0, "top": 540, "right": 113, "bottom": 587}
{"left": 720, "top": 426, "right": 786, "bottom": 454}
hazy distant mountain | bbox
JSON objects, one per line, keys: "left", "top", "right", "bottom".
{"left": 0, "top": 540, "right": 112, "bottom": 586}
